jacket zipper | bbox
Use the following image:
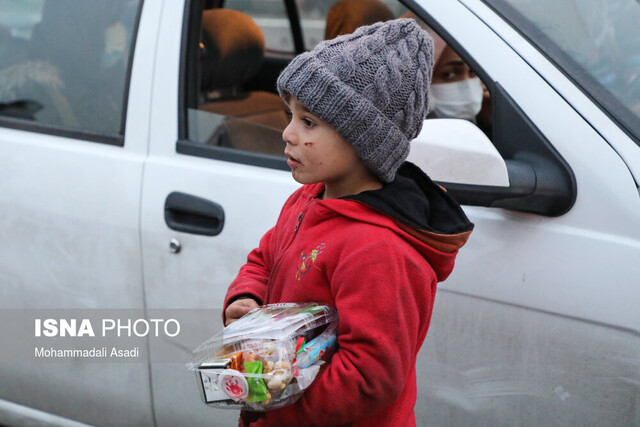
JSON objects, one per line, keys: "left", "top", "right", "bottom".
{"left": 294, "top": 213, "right": 304, "bottom": 232}
{"left": 265, "top": 200, "right": 313, "bottom": 303}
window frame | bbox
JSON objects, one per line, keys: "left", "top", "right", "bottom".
{"left": 0, "top": 0, "right": 145, "bottom": 147}
{"left": 176, "top": 0, "right": 289, "bottom": 171}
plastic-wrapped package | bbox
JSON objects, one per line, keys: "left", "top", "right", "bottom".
{"left": 188, "top": 303, "right": 338, "bottom": 411}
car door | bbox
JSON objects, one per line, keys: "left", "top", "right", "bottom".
{"left": 408, "top": 1, "right": 640, "bottom": 425}
{"left": 139, "top": 0, "right": 300, "bottom": 425}
{"left": 0, "top": 0, "right": 158, "bottom": 425}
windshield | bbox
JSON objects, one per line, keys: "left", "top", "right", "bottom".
{"left": 483, "top": 0, "right": 640, "bottom": 146}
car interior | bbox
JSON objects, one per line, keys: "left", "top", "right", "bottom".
{"left": 195, "top": 7, "right": 289, "bottom": 154}
{"left": 0, "top": 0, "right": 138, "bottom": 139}
{"left": 187, "top": 0, "right": 496, "bottom": 161}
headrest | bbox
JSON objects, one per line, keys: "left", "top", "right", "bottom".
{"left": 201, "top": 9, "right": 265, "bottom": 92}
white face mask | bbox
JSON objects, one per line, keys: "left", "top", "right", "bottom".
{"left": 429, "top": 77, "right": 484, "bottom": 121}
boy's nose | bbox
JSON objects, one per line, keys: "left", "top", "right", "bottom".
{"left": 282, "top": 121, "right": 297, "bottom": 146}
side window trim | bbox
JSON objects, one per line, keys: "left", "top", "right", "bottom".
{"left": 177, "top": 139, "right": 288, "bottom": 171}
{"left": 178, "top": 0, "right": 201, "bottom": 141}
{"left": 284, "top": 0, "right": 305, "bottom": 53}
{"left": 0, "top": 119, "right": 124, "bottom": 146}
{"left": 118, "top": 0, "right": 146, "bottom": 139}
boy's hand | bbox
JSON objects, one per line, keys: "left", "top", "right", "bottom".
{"left": 224, "top": 298, "right": 259, "bottom": 326}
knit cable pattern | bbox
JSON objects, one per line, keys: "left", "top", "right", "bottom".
{"left": 277, "top": 18, "right": 434, "bottom": 183}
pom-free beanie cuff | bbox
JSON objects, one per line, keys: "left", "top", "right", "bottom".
{"left": 278, "top": 52, "right": 410, "bottom": 183}
{"left": 277, "top": 18, "right": 434, "bottom": 183}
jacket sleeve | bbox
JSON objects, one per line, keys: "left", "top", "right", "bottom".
{"left": 222, "top": 226, "right": 275, "bottom": 324}
{"left": 262, "top": 236, "right": 436, "bottom": 426}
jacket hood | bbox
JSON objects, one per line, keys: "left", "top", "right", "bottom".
{"left": 311, "top": 161, "right": 474, "bottom": 282}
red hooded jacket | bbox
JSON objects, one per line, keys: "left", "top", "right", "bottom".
{"left": 224, "top": 162, "right": 473, "bottom": 426}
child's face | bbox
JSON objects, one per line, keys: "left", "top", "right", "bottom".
{"left": 283, "top": 97, "right": 369, "bottom": 189}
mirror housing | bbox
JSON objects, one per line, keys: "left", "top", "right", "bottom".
{"left": 410, "top": 111, "right": 575, "bottom": 217}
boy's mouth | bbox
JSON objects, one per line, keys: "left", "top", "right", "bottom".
{"left": 285, "top": 151, "right": 302, "bottom": 167}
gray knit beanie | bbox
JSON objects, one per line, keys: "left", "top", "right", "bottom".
{"left": 277, "top": 18, "right": 434, "bottom": 183}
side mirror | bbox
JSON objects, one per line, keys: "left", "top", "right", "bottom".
{"left": 408, "top": 119, "right": 509, "bottom": 187}
{"left": 410, "top": 110, "right": 575, "bottom": 217}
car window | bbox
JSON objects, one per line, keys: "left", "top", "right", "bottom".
{"left": 297, "top": 0, "right": 408, "bottom": 50}
{"left": 181, "top": 1, "right": 494, "bottom": 169}
{"left": 225, "top": 0, "right": 293, "bottom": 53}
{"left": 183, "top": 6, "right": 289, "bottom": 168}
{"left": 225, "top": 0, "right": 409, "bottom": 53}
{"left": 0, "top": 0, "right": 142, "bottom": 142}
{"left": 483, "top": 0, "right": 640, "bottom": 146}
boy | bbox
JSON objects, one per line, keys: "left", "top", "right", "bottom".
{"left": 224, "top": 18, "right": 473, "bottom": 426}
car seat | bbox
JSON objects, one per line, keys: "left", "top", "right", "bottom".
{"left": 199, "top": 9, "right": 289, "bottom": 132}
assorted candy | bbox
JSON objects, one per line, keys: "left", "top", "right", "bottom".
{"left": 189, "top": 303, "right": 338, "bottom": 411}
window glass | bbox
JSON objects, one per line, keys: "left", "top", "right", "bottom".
{"left": 483, "top": 0, "right": 640, "bottom": 145}
{"left": 185, "top": 1, "right": 492, "bottom": 168}
{"left": 225, "top": 0, "right": 409, "bottom": 53}
{"left": 225, "top": 0, "right": 293, "bottom": 52}
{"left": 187, "top": 6, "right": 290, "bottom": 164}
{"left": 0, "top": 0, "right": 141, "bottom": 138}
{"left": 297, "top": 0, "right": 408, "bottom": 49}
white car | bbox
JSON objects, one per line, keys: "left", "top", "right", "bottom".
{"left": 0, "top": 0, "right": 638, "bottom": 426}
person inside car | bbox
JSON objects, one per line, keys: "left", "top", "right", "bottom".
{"left": 324, "top": 0, "right": 394, "bottom": 40}
{"left": 430, "top": 43, "right": 485, "bottom": 121}
{"left": 403, "top": 11, "right": 492, "bottom": 136}
{"left": 223, "top": 18, "right": 473, "bottom": 426}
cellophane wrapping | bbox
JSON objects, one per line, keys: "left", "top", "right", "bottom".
{"left": 188, "top": 302, "right": 338, "bottom": 411}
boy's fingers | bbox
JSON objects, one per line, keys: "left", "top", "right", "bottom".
{"left": 225, "top": 298, "right": 259, "bottom": 326}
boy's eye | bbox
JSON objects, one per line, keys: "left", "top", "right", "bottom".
{"left": 303, "top": 117, "right": 316, "bottom": 128}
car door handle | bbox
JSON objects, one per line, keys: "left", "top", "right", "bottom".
{"left": 164, "top": 192, "right": 225, "bottom": 236}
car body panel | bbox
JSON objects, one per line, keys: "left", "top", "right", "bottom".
{"left": 417, "top": 293, "right": 640, "bottom": 426}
